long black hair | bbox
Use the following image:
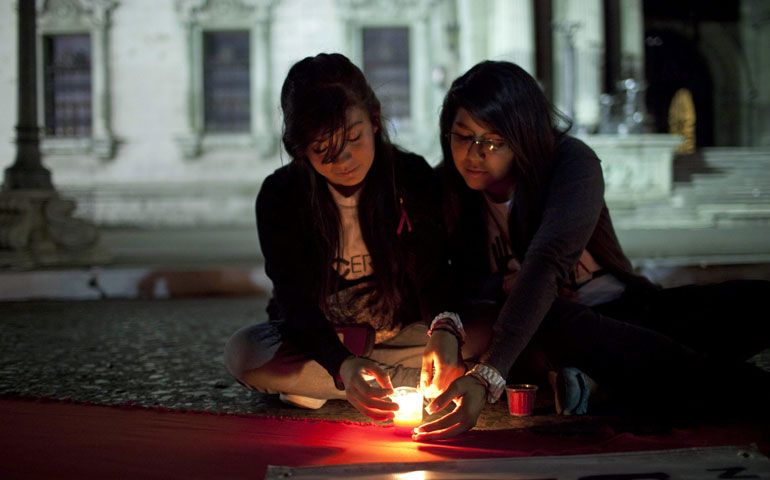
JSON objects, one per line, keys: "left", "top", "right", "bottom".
{"left": 439, "top": 60, "right": 570, "bottom": 245}
{"left": 280, "top": 53, "right": 406, "bottom": 321}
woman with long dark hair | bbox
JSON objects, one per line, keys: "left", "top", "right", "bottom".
{"left": 224, "top": 53, "right": 470, "bottom": 420}
{"left": 415, "top": 60, "right": 770, "bottom": 439}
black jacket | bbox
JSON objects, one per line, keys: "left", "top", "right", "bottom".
{"left": 257, "top": 148, "right": 453, "bottom": 381}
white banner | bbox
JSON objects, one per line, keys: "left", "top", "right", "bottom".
{"left": 267, "top": 445, "right": 770, "bottom": 480}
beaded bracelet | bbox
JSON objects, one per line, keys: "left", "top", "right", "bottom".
{"left": 465, "top": 363, "right": 506, "bottom": 403}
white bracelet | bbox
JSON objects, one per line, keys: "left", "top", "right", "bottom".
{"left": 466, "top": 363, "right": 506, "bottom": 404}
{"left": 429, "top": 312, "right": 466, "bottom": 342}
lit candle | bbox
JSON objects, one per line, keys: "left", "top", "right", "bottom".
{"left": 389, "top": 387, "right": 423, "bottom": 436}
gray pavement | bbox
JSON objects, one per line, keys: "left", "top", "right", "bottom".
{"left": 0, "top": 296, "right": 521, "bottom": 428}
{"left": 0, "top": 297, "right": 262, "bottom": 413}
{"left": 2, "top": 295, "right": 769, "bottom": 432}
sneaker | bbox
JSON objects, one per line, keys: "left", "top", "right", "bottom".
{"left": 549, "top": 367, "right": 595, "bottom": 415}
{"left": 278, "top": 393, "right": 327, "bottom": 409}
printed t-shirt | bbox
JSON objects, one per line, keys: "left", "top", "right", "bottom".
{"left": 327, "top": 184, "right": 400, "bottom": 343}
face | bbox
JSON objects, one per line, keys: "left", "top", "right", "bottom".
{"left": 450, "top": 107, "right": 515, "bottom": 202}
{"left": 305, "top": 106, "right": 378, "bottom": 187}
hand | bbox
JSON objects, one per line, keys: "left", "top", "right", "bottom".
{"left": 339, "top": 356, "right": 398, "bottom": 421}
{"left": 420, "top": 330, "right": 464, "bottom": 397}
{"left": 502, "top": 271, "right": 519, "bottom": 296}
{"left": 412, "top": 374, "right": 487, "bottom": 440}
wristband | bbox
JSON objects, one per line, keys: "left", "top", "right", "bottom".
{"left": 466, "top": 363, "right": 505, "bottom": 403}
{"left": 428, "top": 312, "right": 466, "bottom": 343}
{"left": 428, "top": 322, "right": 465, "bottom": 346}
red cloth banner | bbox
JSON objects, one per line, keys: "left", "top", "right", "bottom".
{"left": 1, "top": 397, "right": 767, "bottom": 479}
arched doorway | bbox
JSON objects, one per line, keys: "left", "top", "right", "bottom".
{"left": 644, "top": 29, "right": 714, "bottom": 148}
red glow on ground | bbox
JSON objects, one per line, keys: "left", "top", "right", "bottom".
{"left": 1, "top": 397, "right": 767, "bottom": 480}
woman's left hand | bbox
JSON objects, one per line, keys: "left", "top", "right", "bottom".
{"left": 420, "top": 330, "right": 465, "bottom": 397}
{"left": 412, "top": 374, "right": 487, "bottom": 440}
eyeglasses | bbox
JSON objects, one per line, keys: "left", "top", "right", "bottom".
{"left": 447, "top": 132, "right": 509, "bottom": 155}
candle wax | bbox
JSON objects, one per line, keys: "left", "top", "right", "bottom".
{"left": 393, "top": 415, "right": 422, "bottom": 435}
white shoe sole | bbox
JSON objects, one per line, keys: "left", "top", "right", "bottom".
{"left": 278, "top": 393, "right": 327, "bottom": 409}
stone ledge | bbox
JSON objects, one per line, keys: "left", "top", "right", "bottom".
{"left": 583, "top": 133, "right": 681, "bottom": 203}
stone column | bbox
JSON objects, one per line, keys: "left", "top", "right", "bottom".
{"left": 553, "top": 0, "right": 604, "bottom": 132}
{"left": 179, "top": 16, "right": 202, "bottom": 158}
{"left": 1, "top": 2, "right": 108, "bottom": 269}
{"left": 619, "top": 0, "right": 645, "bottom": 81}
{"left": 489, "top": 0, "right": 534, "bottom": 73}
{"left": 252, "top": 17, "right": 275, "bottom": 156}
{"left": 617, "top": 0, "right": 650, "bottom": 134}
{"left": 741, "top": 0, "right": 770, "bottom": 146}
{"left": 429, "top": 2, "right": 455, "bottom": 101}
{"left": 556, "top": 22, "right": 578, "bottom": 123}
{"left": 412, "top": 16, "right": 430, "bottom": 130}
{"left": 90, "top": 4, "right": 116, "bottom": 160}
{"left": 457, "top": 0, "right": 488, "bottom": 72}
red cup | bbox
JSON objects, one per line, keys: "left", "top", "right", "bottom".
{"left": 505, "top": 384, "right": 538, "bottom": 416}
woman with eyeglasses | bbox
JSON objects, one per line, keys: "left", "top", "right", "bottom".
{"left": 224, "top": 53, "right": 479, "bottom": 421}
{"left": 414, "top": 60, "right": 770, "bottom": 440}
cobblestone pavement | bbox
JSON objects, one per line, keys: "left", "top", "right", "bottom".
{"left": 2, "top": 297, "right": 769, "bottom": 432}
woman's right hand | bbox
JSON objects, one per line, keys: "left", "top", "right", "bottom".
{"left": 339, "top": 356, "right": 399, "bottom": 421}
{"left": 420, "top": 330, "right": 465, "bottom": 397}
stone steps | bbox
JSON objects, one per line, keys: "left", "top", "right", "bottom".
{"left": 672, "top": 149, "right": 770, "bottom": 208}
{"left": 611, "top": 147, "right": 770, "bottom": 228}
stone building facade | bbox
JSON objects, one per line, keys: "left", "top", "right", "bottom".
{"left": 1, "top": 0, "right": 769, "bottom": 228}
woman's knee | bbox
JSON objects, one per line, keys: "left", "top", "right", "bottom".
{"left": 223, "top": 323, "right": 282, "bottom": 381}
{"left": 223, "top": 329, "right": 250, "bottom": 380}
